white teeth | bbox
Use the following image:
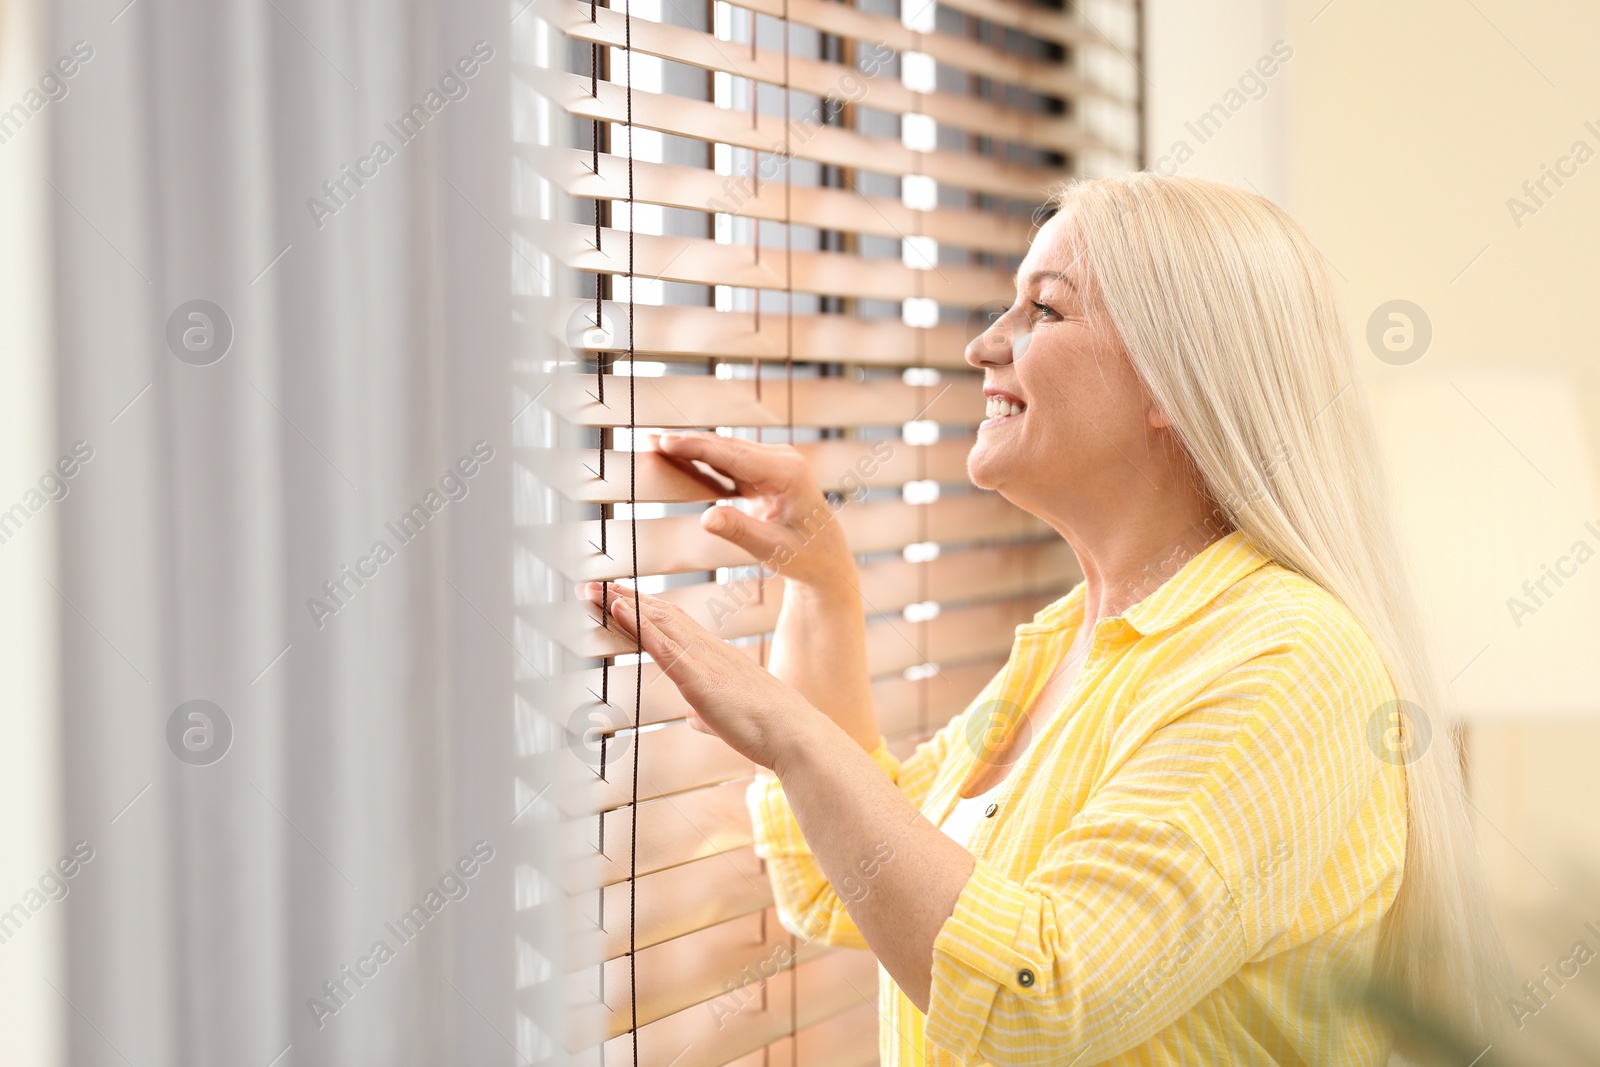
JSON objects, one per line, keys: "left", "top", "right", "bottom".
{"left": 985, "top": 397, "right": 1024, "bottom": 420}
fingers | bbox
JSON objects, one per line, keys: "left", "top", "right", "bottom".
{"left": 581, "top": 581, "right": 698, "bottom": 683}
{"left": 656, "top": 431, "right": 798, "bottom": 495}
{"left": 653, "top": 447, "right": 739, "bottom": 497}
{"left": 699, "top": 504, "right": 788, "bottom": 563}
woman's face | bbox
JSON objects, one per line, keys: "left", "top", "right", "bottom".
{"left": 964, "top": 210, "right": 1168, "bottom": 514}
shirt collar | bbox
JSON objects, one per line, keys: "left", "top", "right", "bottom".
{"left": 1019, "top": 529, "right": 1274, "bottom": 638}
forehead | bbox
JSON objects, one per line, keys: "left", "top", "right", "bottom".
{"left": 1017, "top": 209, "right": 1089, "bottom": 287}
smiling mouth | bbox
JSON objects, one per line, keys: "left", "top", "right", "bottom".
{"left": 983, "top": 395, "right": 1025, "bottom": 422}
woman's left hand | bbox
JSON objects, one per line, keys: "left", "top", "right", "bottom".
{"left": 580, "top": 580, "right": 820, "bottom": 772}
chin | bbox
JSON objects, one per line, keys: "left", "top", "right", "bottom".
{"left": 965, "top": 443, "right": 1004, "bottom": 491}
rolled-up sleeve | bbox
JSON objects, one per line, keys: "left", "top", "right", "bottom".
{"left": 925, "top": 816, "right": 1246, "bottom": 1065}
{"left": 747, "top": 723, "right": 952, "bottom": 949}
{"left": 923, "top": 637, "right": 1390, "bottom": 1066}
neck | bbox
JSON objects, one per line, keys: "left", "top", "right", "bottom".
{"left": 1023, "top": 484, "right": 1231, "bottom": 637}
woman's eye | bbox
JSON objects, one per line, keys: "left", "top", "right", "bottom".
{"left": 1031, "top": 301, "right": 1057, "bottom": 320}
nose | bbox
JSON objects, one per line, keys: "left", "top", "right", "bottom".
{"left": 965, "top": 305, "right": 1015, "bottom": 368}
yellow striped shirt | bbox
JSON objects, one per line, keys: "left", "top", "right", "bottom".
{"left": 747, "top": 529, "right": 1409, "bottom": 1065}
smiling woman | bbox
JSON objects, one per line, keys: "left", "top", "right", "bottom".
{"left": 585, "top": 172, "right": 1514, "bottom": 1066}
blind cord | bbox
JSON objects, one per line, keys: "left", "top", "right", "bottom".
{"left": 780, "top": 3, "right": 799, "bottom": 1062}
{"left": 623, "top": 1, "right": 643, "bottom": 1064}
{"left": 594, "top": 0, "right": 608, "bottom": 559}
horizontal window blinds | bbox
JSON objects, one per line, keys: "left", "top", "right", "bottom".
{"left": 513, "top": 0, "right": 1140, "bottom": 1062}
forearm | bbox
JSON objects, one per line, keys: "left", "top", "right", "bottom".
{"left": 772, "top": 708, "right": 975, "bottom": 1013}
{"left": 766, "top": 568, "right": 879, "bottom": 751}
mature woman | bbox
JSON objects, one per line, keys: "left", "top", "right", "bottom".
{"left": 584, "top": 173, "right": 1508, "bottom": 1065}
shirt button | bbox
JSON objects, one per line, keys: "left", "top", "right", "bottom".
{"left": 1017, "top": 968, "right": 1035, "bottom": 987}
{"left": 984, "top": 802, "right": 998, "bottom": 818}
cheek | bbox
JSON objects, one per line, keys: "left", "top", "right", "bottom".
{"left": 1011, "top": 379, "right": 1126, "bottom": 467}
{"left": 1018, "top": 358, "right": 1139, "bottom": 454}
{"left": 1014, "top": 364, "right": 1079, "bottom": 439}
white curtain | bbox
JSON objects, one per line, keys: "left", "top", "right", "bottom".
{"left": 33, "top": 0, "right": 562, "bottom": 1063}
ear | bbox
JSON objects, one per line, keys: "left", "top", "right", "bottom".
{"left": 1146, "top": 403, "right": 1174, "bottom": 430}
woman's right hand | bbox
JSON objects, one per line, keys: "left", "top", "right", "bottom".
{"left": 655, "top": 431, "right": 856, "bottom": 591}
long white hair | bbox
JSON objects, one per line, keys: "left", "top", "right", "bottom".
{"left": 1047, "top": 172, "right": 1513, "bottom": 1062}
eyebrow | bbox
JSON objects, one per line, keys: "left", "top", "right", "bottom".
{"left": 1012, "top": 268, "right": 1077, "bottom": 291}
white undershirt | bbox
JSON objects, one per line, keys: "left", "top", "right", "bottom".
{"left": 937, "top": 776, "right": 1011, "bottom": 849}
{"left": 939, "top": 691, "right": 1052, "bottom": 849}
{"left": 940, "top": 632, "right": 1082, "bottom": 848}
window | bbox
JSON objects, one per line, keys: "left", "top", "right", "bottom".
{"left": 513, "top": 0, "right": 1140, "bottom": 1061}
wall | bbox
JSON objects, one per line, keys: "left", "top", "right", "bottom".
{"left": 1148, "top": 0, "right": 1600, "bottom": 1057}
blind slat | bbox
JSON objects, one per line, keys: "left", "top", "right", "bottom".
{"left": 556, "top": 648, "right": 1022, "bottom": 816}
{"left": 600, "top": 907, "right": 830, "bottom": 1037}
{"left": 581, "top": 778, "right": 753, "bottom": 890}
{"left": 564, "top": 225, "right": 1011, "bottom": 307}
{"left": 529, "top": 493, "right": 1053, "bottom": 582}
{"left": 539, "top": 300, "right": 978, "bottom": 367}
{"left": 547, "top": 374, "right": 982, "bottom": 430}
{"left": 581, "top": 596, "right": 1051, "bottom": 883}
{"left": 862, "top": 593, "right": 1051, "bottom": 676}
{"left": 789, "top": 999, "right": 879, "bottom": 1067}
{"left": 930, "top": 0, "right": 1095, "bottom": 46}
{"left": 591, "top": 847, "right": 771, "bottom": 960}
{"left": 873, "top": 656, "right": 1009, "bottom": 739}
{"left": 549, "top": 149, "right": 1034, "bottom": 256}
{"left": 587, "top": 949, "right": 878, "bottom": 1064}
{"left": 728, "top": 0, "right": 1110, "bottom": 98}
{"left": 559, "top": 5, "right": 1100, "bottom": 153}
{"left": 548, "top": 540, "right": 1074, "bottom": 661}
{"left": 707, "top": 1000, "right": 880, "bottom": 1067}
{"left": 535, "top": 649, "right": 1012, "bottom": 739}
{"left": 570, "top": 718, "right": 753, "bottom": 815}
{"left": 532, "top": 436, "right": 976, "bottom": 505}
{"left": 559, "top": 75, "right": 1067, "bottom": 198}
